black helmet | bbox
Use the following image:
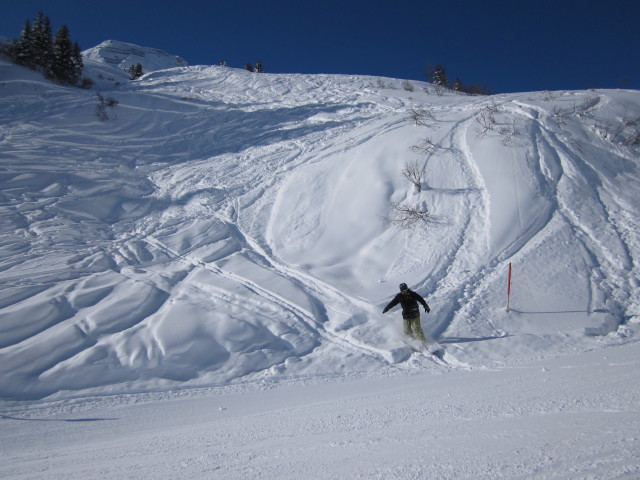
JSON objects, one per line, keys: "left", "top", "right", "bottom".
{"left": 399, "top": 283, "right": 408, "bottom": 292}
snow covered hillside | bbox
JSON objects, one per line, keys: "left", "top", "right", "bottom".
{"left": 1, "top": 41, "right": 639, "bottom": 404}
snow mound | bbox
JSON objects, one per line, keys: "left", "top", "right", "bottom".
{"left": 82, "top": 40, "right": 188, "bottom": 87}
{"left": 83, "top": 39, "right": 188, "bottom": 71}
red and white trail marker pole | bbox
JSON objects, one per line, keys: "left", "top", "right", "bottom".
{"left": 506, "top": 262, "right": 512, "bottom": 313}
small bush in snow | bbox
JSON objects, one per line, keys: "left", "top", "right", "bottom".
{"left": 542, "top": 90, "right": 555, "bottom": 101}
{"left": 473, "top": 102, "right": 500, "bottom": 137}
{"left": 402, "top": 80, "right": 414, "bottom": 92}
{"left": 409, "top": 137, "right": 437, "bottom": 155}
{"left": 95, "top": 93, "right": 118, "bottom": 121}
{"left": 627, "top": 131, "right": 640, "bottom": 146}
{"left": 474, "top": 109, "right": 497, "bottom": 137}
{"left": 452, "top": 78, "right": 464, "bottom": 93}
{"left": 408, "top": 108, "right": 437, "bottom": 127}
{"left": 576, "top": 96, "right": 599, "bottom": 117}
{"left": 596, "top": 115, "right": 640, "bottom": 147}
{"left": 401, "top": 159, "right": 424, "bottom": 192}
{"left": 499, "top": 121, "right": 519, "bottom": 145}
{"left": 433, "top": 83, "right": 446, "bottom": 96}
{"left": 388, "top": 202, "right": 430, "bottom": 228}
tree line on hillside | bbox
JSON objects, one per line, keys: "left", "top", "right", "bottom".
{"left": 1, "top": 11, "right": 84, "bottom": 87}
{"left": 427, "top": 64, "right": 491, "bottom": 95}
{"left": 245, "top": 61, "right": 264, "bottom": 73}
{"left": 218, "top": 60, "right": 265, "bottom": 73}
{"left": 0, "top": 12, "right": 489, "bottom": 94}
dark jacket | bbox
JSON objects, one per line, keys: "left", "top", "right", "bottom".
{"left": 383, "top": 290, "right": 430, "bottom": 319}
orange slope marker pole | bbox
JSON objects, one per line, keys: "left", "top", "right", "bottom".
{"left": 506, "top": 262, "right": 512, "bottom": 312}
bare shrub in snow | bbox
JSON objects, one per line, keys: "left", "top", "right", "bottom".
{"left": 552, "top": 104, "right": 572, "bottom": 125}
{"left": 597, "top": 115, "right": 640, "bottom": 147}
{"left": 554, "top": 96, "right": 600, "bottom": 119}
{"left": 553, "top": 104, "right": 566, "bottom": 116}
{"left": 626, "top": 130, "right": 640, "bottom": 146}
{"left": 596, "top": 119, "right": 626, "bottom": 142}
{"left": 95, "top": 92, "right": 118, "bottom": 121}
{"left": 499, "top": 121, "right": 519, "bottom": 145}
{"left": 542, "top": 90, "right": 555, "bottom": 101}
{"left": 576, "top": 96, "right": 600, "bottom": 117}
{"left": 474, "top": 108, "right": 497, "bottom": 137}
{"left": 402, "top": 80, "right": 415, "bottom": 92}
{"left": 408, "top": 108, "right": 437, "bottom": 127}
{"left": 434, "top": 83, "right": 446, "bottom": 96}
{"left": 409, "top": 137, "right": 437, "bottom": 155}
{"left": 473, "top": 102, "right": 520, "bottom": 144}
{"left": 401, "top": 159, "right": 424, "bottom": 192}
{"left": 388, "top": 202, "right": 430, "bottom": 228}
{"left": 622, "top": 116, "right": 640, "bottom": 147}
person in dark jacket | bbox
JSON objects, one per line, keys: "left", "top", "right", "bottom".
{"left": 383, "top": 283, "right": 430, "bottom": 343}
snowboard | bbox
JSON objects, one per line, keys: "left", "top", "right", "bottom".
{"left": 405, "top": 338, "right": 445, "bottom": 359}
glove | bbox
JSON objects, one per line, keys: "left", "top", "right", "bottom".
{"left": 382, "top": 307, "right": 389, "bottom": 314}
{"left": 425, "top": 306, "right": 430, "bottom": 313}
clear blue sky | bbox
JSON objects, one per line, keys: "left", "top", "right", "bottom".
{"left": 1, "top": 0, "right": 638, "bottom": 93}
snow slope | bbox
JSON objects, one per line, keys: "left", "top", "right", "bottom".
{"left": 1, "top": 41, "right": 640, "bottom": 477}
{"left": 2, "top": 342, "right": 639, "bottom": 479}
{"left": 1, "top": 43, "right": 640, "bottom": 400}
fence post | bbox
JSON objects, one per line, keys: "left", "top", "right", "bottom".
{"left": 506, "top": 262, "right": 512, "bottom": 312}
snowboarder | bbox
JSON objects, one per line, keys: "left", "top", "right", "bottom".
{"left": 382, "top": 283, "right": 430, "bottom": 343}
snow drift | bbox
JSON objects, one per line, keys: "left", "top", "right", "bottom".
{"left": 0, "top": 42, "right": 639, "bottom": 401}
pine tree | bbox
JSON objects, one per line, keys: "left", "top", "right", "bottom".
{"left": 51, "top": 25, "right": 74, "bottom": 84}
{"left": 432, "top": 65, "right": 448, "bottom": 88}
{"left": 13, "top": 20, "right": 35, "bottom": 68}
{"left": 255, "top": 61, "right": 264, "bottom": 73}
{"left": 128, "top": 63, "right": 144, "bottom": 80}
{"left": 70, "top": 41, "right": 84, "bottom": 84}
{"left": 31, "top": 11, "right": 53, "bottom": 77}
{"left": 452, "top": 78, "right": 464, "bottom": 92}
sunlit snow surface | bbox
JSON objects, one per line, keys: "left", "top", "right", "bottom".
{"left": 1, "top": 41, "right": 639, "bottom": 479}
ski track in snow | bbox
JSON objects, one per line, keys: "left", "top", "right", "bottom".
{"left": 1, "top": 49, "right": 640, "bottom": 408}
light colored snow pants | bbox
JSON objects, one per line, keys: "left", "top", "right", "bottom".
{"left": 404, "top": 315, "right": 426, "bottom": 342}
